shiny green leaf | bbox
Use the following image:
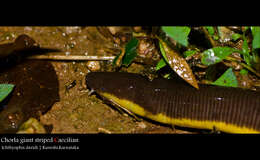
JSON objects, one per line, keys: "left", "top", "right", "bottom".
{"left": 159, "top": 41, "right": 169, "bottom": 63}
{"left": 205, "top": 26, "right": 215, "bottom": 36}
{"left": 162, "top": 26, "right": 191, "bottom": 47}
{"left": 231, "top": 33, "right": 241, "bottom": 41}
{"left": 0, "top": 84, "right": 15, "bottom": 103}
{"left": 205, "top": 26, "right": 219, "bottom": 40}
{"left": 212, "top": 68, "right": 238, "bottom": 87}
{"left": 183, "top": 50, "right": 197, "bottom": 58}
{"left": 122, "top": 37, "right": 139, "bottom": 67}
{"left": 251, "top": 26, "right": 260, "bottom": 49}
{"left": 201, "top": 47, "right": 238, "bottom": 66}
{"left": 156, "top": 58, "right": 167, "bottom": 71}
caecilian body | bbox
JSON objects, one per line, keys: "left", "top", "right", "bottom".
{"left": 86, "top": 72, "right": 260, "bottom": 133}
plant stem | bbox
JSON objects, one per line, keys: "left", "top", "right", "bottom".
{"left": 202, "top": 27, "right": 217, "bottom": 48}
{"left": 27, "top": 55, "right": 115, "bottom": 61}
{"left": 226, "top": 56, "right": 260, "bottom": 77}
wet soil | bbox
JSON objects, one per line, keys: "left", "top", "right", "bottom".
{"left": 0, "top": 27, "right": 194, "bottom": 134}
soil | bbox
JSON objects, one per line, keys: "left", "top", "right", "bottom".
{"left": 0, "top": 26, "right": 195, "bottom": 134}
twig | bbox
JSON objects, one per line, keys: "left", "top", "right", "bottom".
{"left": 26, "top": 53, "right": 158, "bottom": 66}
{"left": 202, "top": 27, "right": 217, "bottom": 48}
{"left": 226, "top": 56, "right": 260, "bottom": 77}
{"left": 240, "top": 63, "right": 260, "bottom": 77}
{"left": 98, "top": 127, "right": 112, "bottom": 134}
{"left": 27, "top": 55, "right": 116, "bottom": 61}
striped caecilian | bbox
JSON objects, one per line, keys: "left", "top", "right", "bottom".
{"left": 86, "top": 72, "right": 260, "bottom": 133}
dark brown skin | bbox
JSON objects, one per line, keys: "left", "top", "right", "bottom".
{"left": 0, "top": 60, "right": 59, "bottom": 133}
{"left": 0, "top": 34, "right": 38, "bottom": 59}
{"left": 86, "top": 72, "right": 260, "bottom": 131}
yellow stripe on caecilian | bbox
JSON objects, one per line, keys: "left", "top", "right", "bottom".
{"left": 100, "top": 92, "right": 260, "bottom": 134}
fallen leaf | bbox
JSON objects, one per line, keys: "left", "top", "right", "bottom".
{"left": 159, "top": 39, "right": 199, "bottom": 89}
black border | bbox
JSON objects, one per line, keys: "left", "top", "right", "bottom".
{"left": 0, "top": 3, "right": 258, "bottom": 154}
{"left": 0, "top": 2, "right": 258, "bottom": 26}
{"left": 0, "top": 134, "right": 259, "bottom": 153}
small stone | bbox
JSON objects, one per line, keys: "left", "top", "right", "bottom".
{"left": 65, "top": 51, "right": 70, "bottom": 56}
{"left": 86, "top": 61, "right": 101, "bottom": 72}
{"left": 137, "top": 122, "right": 147, "bottom": 129}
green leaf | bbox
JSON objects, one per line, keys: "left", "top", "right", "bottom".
{"left": 183, "top": 50, "right": 197, "bottom": 58}
{"left": 163, "top": 73, "right": 171, "bottom": 79}
{"left": 162, "top": 26, "right": 191, "bottom": 47}
{"left": 213, "top": 35, "right": 219, "bottom": 40}
{"left": 0, "top": 84, "right": 15, "bottom": 103}
{"left": 205, "top": 26, "right": 215, "bottom": 36}
{"left": 201, "top": 47, "right": 239, "bottom": 66}
{"left": 242, "top": 37, "right": 250, "bottom": 55}
{"left": 251, "top": 26, "right": 260, "bottom": 49}
{"left": 231, "top": 33, "right": 241, "bottom": 41}
{"left": 159, "top": 41, "right": 169, "bottom": 63}
{"left": 244, "top": 26, "right": 250, "bottom": 31}
{"left": 252, "top": 50, "right": 259, "bottom": 64}
{"left": 211, "top": 68, "right": 238, "bottom": 87}
{"left": 240, "top": 69, "right": 248, "bottom": 75}
{"left": 156, "top": 58, "right": 167, "bottom": 71}
{"left": 242, "top": 35, "right": 252, "bottom": 66}
{"left": 122, "top": 37, "right": 139, "bottom": 67}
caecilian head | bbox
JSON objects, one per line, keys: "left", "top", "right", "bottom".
{"left": 85, "top": 72, "right": 146, "bottom": 96}
{"left": 86, "top": 72, "right": 105, "bottom": 93}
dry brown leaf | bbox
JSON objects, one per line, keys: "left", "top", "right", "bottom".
{"left": 159, "top": 39, "right": 199, "bottom": 89}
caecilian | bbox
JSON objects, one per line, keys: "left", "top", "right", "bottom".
{"left": 86, "top": 72, "right": 260, "bottom": 134}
